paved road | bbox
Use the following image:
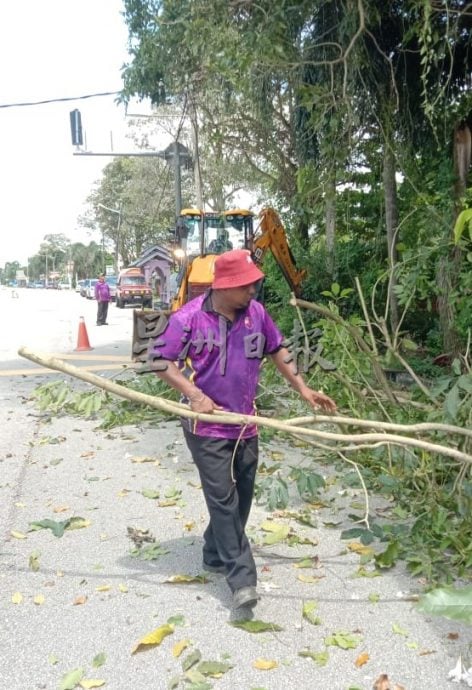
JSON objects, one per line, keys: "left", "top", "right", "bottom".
{"left": 0, "top": 289, "right": 469, "bottom": 689}
{"left": 0, "top": 286, "right": 134, "bottom": 374}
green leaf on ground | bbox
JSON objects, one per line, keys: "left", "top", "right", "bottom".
{"left": 92, "top": 652, "right": 106, "bottom": 668}
{"left": 302, "top": 600, "right": 322, "bottom": 626}
{"left": 353, "top": 566, "right": 381, "bottom": 578}
{"left": 417, "top": 585, "right": 472, "bottom": 624}
{"left": 260, "top": 521, "right": 290, "bottom": 545}
{"left": 374, "top": 540, "right": 399, "bottom": 569}
{"left": 184, "top": 670, "right": 207, "bottom": 684}
{"left": 182, "top": 649, "right": 202, "bottom": 671}
{"left": 59, "top": 667, "right": 84, "bottom": 690}
{"left": 141, "top": 489, "right": 160, "bottom": 499}
{"left": 29, "top": 550, "right": 41, "bottom": 571}
{"left": 392, "top": 622, "right": 409, "bottom": 637}
{"left": 130, "top": 544, "right": 170, "bottom": 560}
{"left": 197, "top": 660, "right": 232, "bottom": 677}
{"left": 28, "top": 517, "right": 89, "bottom": 538}
{"left": 167, "top": 614, "right": 186, "bottom": 627}
{"left": 230, "top": 620, "right": 283, "bottom": 633}
{"left": 293, "top": 558, "right": 315, "bottom": 569}
{"left": 298, "top": 649, "right": 329, "bottom": 666}
{"left": 185, "top": 682, "right": 212, "bottom": 690}
{"left": 324, "top": 631, "right": 362, "bottom": 649}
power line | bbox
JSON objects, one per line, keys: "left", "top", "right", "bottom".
{"left": 0, "top": 91, "right": 120, "bottom": 109}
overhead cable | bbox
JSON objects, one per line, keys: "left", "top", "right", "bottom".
{"left": 0, "top": 91, "right": 121, "bottom": 109}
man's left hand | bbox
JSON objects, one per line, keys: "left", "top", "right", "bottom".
{"left": 301, "top": 388, "right": 337, "bottom": 413}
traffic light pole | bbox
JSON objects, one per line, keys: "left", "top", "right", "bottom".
{"left": 71, "top": 110, "right": 191, "bottom": 217}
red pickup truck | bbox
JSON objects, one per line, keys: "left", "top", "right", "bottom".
{"left": 116, "top": 268, "right": 152, "bottom": 308}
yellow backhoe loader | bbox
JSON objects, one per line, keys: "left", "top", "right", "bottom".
{"left": 132, "top": 207, "right": 306, "bottom": 363}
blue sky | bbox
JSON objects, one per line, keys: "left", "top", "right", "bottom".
{"left": 0, "top": 0, "right": 138, "bottom": 265}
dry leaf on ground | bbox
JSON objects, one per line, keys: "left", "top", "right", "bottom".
{"left": 253, "top": 658, "right": 278, "bottom": 670}
{"left": 131, "top": 624, "right": 174, "bottom": 654}
{"left": 373, "top": 674, "right": 390, "bottom": 690}
{"left": 354, "top": 651, "right": 369, "bottom": 667}
{"left": 172, "top": 640, "right": 190, "bottom": 658}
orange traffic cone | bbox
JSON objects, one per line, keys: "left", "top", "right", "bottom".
{"left": 74, "top": 316, "right": 93, "bottom": 351}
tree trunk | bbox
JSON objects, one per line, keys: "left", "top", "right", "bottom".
{"left": 325, "top": 173, "right": 336, "bottom": 278}
{"left": 435, "top": 121, "right": 471, "bottom": 357}
{"left": 436, "top": 253, "right": 461, "bottom": 356}
{"left": 189, "top": 98, "right": 204, "bottom": 210}
{"left": 212, "top": 139, "right": 225, "bottom": 211}
{"left": 382, "top": 143, "right": 400, "bottom": 333}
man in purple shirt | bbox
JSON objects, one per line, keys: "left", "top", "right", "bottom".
{"left": 150, "top": 249, "right": 336, "bottom": 610}
{"left": 94, "top": 274, "right": 111, "bottom": 326}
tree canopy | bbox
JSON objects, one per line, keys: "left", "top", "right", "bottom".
{"left": 118, "top": 0, "right": 471, "bottom": 351}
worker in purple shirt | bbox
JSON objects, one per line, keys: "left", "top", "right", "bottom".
{"left": 150, "top": 249, "right": 336, "bottom": 610}
{"left": 94, "top": 274, "right": 111, "bottom": 326}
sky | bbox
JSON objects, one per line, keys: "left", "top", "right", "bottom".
{"left": 0, "top": 0, "right": 144, "bottom": 267}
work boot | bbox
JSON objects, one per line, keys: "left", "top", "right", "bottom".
{"left": 232, "top": 586, "right": 259, "bottom": 609}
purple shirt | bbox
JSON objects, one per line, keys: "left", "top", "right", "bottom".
{"left": 150, "top": 292, "right": 284, "bottom": 438}
{"left": 95, "top": 281, "right": 110, "bottom": 302}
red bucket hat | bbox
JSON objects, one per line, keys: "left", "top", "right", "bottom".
{"left": 212, "top": 249, "right": 265, "bottom": 289}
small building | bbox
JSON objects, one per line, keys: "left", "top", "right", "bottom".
{"left": 130, "top": 244, "right": 174, "bottom": 308}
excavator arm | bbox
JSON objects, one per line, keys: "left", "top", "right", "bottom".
{"left": 253, "top": 207, "right": 306, "bottom": 297}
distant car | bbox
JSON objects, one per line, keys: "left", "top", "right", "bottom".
{"left": 58, "top": 282, "right": 70, "bottom": 290}
{"left": 76, "top": 280, "right": 85, "bottom": 294}
{"left": 34, "top": 281, "right": 44, "bottom": 289}
{"left": 105, "top": 275, "right": 117, "bottom": 301}
{"left": 85, "top": 279, "right": 98, "bottom": 299}
{"left": 80, "top": 279, "right": 92, "bottom": 297}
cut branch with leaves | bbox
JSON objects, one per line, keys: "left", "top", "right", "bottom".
{"left": 18, "top": 347, "right": 472, "bottom": 467}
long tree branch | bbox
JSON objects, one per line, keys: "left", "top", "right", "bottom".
{"left": 18, "top": 348, "right": 472, "bottom": 466}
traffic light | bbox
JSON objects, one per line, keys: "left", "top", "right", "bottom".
{"left": 69, "top": 109, "right": 83, "bottom": 146}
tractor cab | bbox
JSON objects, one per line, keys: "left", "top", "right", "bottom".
{"left": 174, "top": 208, "right": 254, "bottom": 258}
{"left": 175, "top": 208, "right": 203, "bottom": 257}
{"left": 222, "top": 209, "right": 254, "bottom": 252}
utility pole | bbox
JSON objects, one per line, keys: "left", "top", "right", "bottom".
{"left": 98, "top": 202, "right": 122, "bottom": 274}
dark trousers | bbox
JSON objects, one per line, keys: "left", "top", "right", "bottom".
{"left": 97, "top": 301, "right": 109, "bottom": 325}
{"left": 183, "top": 429, "right": 258, "bottom": 592}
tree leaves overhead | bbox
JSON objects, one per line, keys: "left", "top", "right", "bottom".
{"left": 119, "top": 0, "right": 472, "bottom": 244}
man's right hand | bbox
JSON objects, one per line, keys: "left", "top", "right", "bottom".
{"left": 189, "top": 393, "right": 222, "bottom": 414}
